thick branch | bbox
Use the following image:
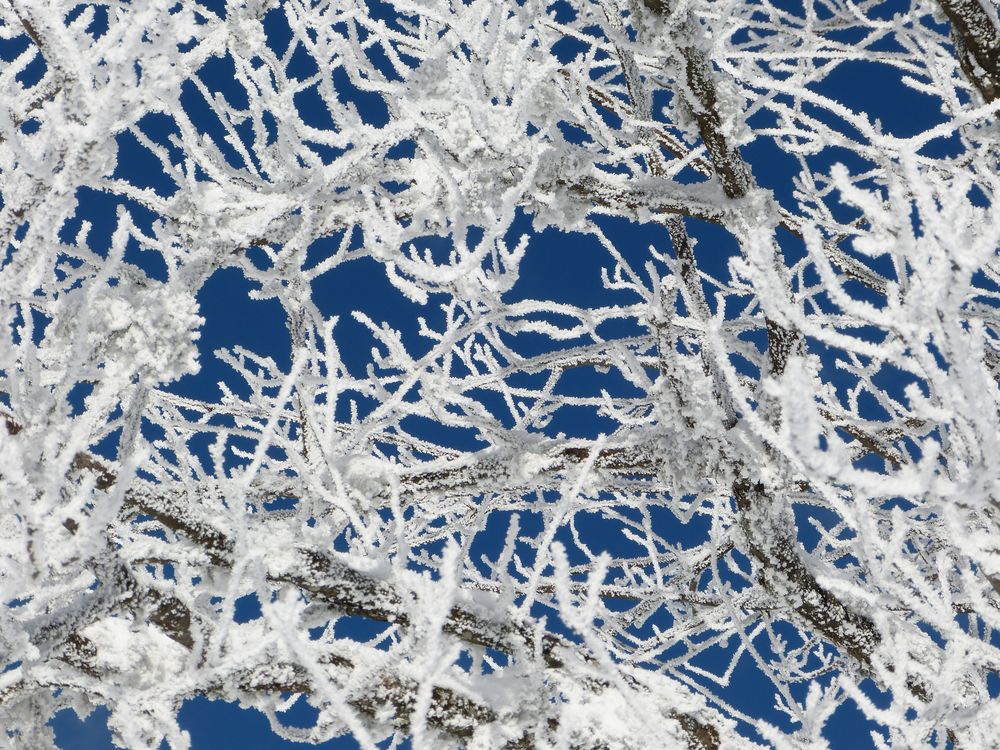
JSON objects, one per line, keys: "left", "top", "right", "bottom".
{"left": 937, "top": 0, "right": 1000, "bottom": 104}
{"left": 733, "top": 480, "right": 881, "bottom": 666}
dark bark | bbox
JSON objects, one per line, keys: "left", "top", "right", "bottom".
{"left": 937, "top": 0, "right": 1000, "bottom": 105}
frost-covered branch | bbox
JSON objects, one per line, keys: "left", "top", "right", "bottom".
{"left": 2, "top": 0, "right": 1000, "bottom": 748}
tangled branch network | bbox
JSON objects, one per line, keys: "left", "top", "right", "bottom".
{"left": 2, "top": 0, "right": 1000, "bottom": 748}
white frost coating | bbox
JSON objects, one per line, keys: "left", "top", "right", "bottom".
{"left": 80, "top": 618, "right": 187, "bottom": 682}
{"left": 1, "top": 0, "right": 999, "bottom": 748}
{"left": 38, "top": 281, "right": 203, "bottom": 384}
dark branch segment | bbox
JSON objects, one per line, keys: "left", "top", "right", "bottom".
{"left": 734, "top": 480, "right": 881, "bottom": 666}
{"left": 937, "top": 0, "right": 1000, "bottom": 104}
